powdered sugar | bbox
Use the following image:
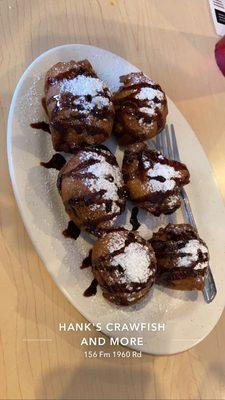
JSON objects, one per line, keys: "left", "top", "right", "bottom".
{"left": 139, "top": 118, "right": 153, "bottom": 126}
{"left": 143, "top": 160, "right": 151, "bottom": 169}
{"left": 89, "top": 204, "right": 101, "bottom": 211}
{"left": 177, "top": 239, "right": 208, "bottom": 270}
{"left": 79, "top": 150, "right": 123, "bottom": 207}
{"left": 147, "top": 163, "right": 181, "bottom": 192}
{"left": 111, "top": 242, "right": 151, "bottom": 283}
{"left": 55, "top": 75, "right": 112, "bottom": 114}
{"left": 136, "top": 87, "right": 164, "bottom": 102}
{"left": 60, "top": 75, "right": 107, "bottom": 96}
{"left": 194, "top": 262, "right": 208, "bottom": 270}
{"left": 166, "top": 195, "right": 180, "bottom": 207}
{"left": 136, "top": 87, "right": 165, "bottom": 124}
{"left": 139, "top": 106, "right": 157, "bottom": 116}
{"left": 20, "top": 74, "right": 45, "bottom": 125}
{"left": 74, "top": 95, "right": 110, "bottom": 114}
{"left": 129, "top": 73, "right": 155, "bottom": 86}
{"left": 107, "top": 232, "right": 126, "bottom": 253}
{"left": 139, "top": 106, "right": 157, "bottom": 125}
{"left": 91, "top": 96, "right": 109, "bottom": 108}
{"left": 89, "top": 203, "right": 118, "bottom": 214}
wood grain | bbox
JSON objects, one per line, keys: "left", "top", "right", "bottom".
{"left": 0, "top": 0, "right": 225, "bottom": 398}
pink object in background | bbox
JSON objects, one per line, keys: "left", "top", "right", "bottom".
{"left": 215, "top": 35, "right": 225, "bottom": 75}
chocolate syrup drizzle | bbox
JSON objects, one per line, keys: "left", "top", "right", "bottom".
{"left": 155, "top": 238, "right": 208, "bottom": 272}
{"left": 40, "top": 153, "right": 66, "bottom": 170}
{"left": 113, "top": 73, "right": 167, "bottom": 126}
{"left": 81, "top": 250, "right": 96, "bottom": 297}
{"left": 45, "top": 60, "right": 114, "bottom": 150}
{"left": 83, "top": 279, "right": 98, "bottom": 297}
{"left": 81, "top": 250, "right": 92, "bottom": 269}
{"left": 130, "top": 207, "right": 140, "bottom": 231}
{"left": 91, "top": 229, "right": 155, "bottom": 297}
{"left": 123, "top": 147, "right": 189, "bottom": 208}
{"left": 30, "top": 97, "right": 50, "bottom": 133}
{"left": 81, "top": 229, "right": 153, "bottom": 299}
{"left": 97, "top": 230, "right": 143, "bottom": 266}
{"left": 151, "top": 226, "right": 209, "bottom": 275}
{"left": 82, "top": 232, "right": 148, "bottom": 298}
{"left": 30, "top": 121, "right": 50, "bottom": 133}
{"left": 63, "top": 220, "right": 81, "bottom": 240}
{"left": 30, "top": 97, "right": 51, "bottom": 134}
{"left": 123, "top": 147, "right": 186, "bottom": 183}
{"left": 57, "top": 147, "right": 126, "bottom": 234}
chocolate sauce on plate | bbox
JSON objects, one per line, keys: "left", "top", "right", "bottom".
{"left": 30, "top": 121, "right": 50, "bottom": 133}
{"left": 81, "top": 250, "right": 92, "bottom": 269}
{"left": 130, "top": 207, "right": 140, "bottom": 231}
{"left": 40, "top": 153, "right": 66, "bottom": 170}
{"left": 63, "top": 220, "right": 81, "bottom": 240}
{"left": 83, "top": 279, "right": 98, "bottom": 297}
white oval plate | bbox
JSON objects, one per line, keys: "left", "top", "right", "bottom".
{"left": 7, "top": 44, "right": 225, "bottom": 355}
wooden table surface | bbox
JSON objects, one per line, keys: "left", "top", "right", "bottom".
{"left": 1, "top": 0, "right": 225, "bottom": 399}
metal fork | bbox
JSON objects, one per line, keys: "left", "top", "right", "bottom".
{"left": 155, "top": 124, "right": 217, "bottom": 303}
